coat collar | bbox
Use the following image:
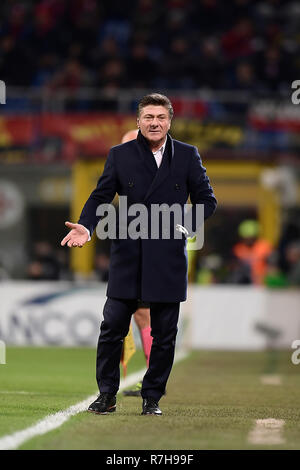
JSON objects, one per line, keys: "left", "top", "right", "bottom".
{"left": 136, "top": 131, "right": 174, "bottom": 202}
{"left": 136, "top": 130, "right": 158, "bottom": 175}
{"left": 136, "top": 131, "right": 174, "bottom": 160}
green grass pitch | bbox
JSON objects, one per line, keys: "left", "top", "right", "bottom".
{"left": 1, "top": 347, "right": 300, "bottom": 450}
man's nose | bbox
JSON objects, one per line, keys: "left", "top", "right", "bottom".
{"left": 150, "top": 119, "right": 159, "bottom": 127}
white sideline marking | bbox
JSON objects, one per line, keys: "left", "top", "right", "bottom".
{"left": 248, "top": 418, "right": 285, "bottom": 445}
{"left": 0, "top": 349, "right": 188, "bottom": 450}
{"left": 0, "top": 369, "right": 146, "bottom": 450}
{"left": 260, "top": 375, "right": 282, "bottom": 385}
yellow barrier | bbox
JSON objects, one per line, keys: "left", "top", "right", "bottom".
{"left": 70, "top": 160, "right": 105, "bottom": 275}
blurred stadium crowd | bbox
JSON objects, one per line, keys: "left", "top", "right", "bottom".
{"left": 0, "top": 0, "right": 299, "bottom": 288}
{"left": 0, "top": 0, "right": 299, "bottom": 94}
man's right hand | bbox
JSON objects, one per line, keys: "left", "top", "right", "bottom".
{"left": 61, "top": 221, "right": 90, "bottom": 248}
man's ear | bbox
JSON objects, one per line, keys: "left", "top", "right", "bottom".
{"left": 137, "top": 118, "right": 140, "bottom": 129}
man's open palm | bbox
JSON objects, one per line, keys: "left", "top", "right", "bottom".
{"left": 61, "top": 221, "right": 89, "bottom": 248}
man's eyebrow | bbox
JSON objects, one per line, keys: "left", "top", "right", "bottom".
{"left": 144, "top": 113, "right": 167, "bottom": 117}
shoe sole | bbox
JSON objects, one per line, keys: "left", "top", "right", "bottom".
{"left": 141, "top": 412, "right": 162, "bottom": 416}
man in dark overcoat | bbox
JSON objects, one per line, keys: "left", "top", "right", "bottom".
{"left": 61, "top": 93, "right": 217, "bottom": 415}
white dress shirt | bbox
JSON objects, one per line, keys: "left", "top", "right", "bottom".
{"left": 152, "top": 138, "right": 167, "bottom": 168}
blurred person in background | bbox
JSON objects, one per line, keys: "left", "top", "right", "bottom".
{"left": 127, "top": 43, "right": 157, "bottom": 89}
{"left": 264, "top": 251, "right": 288, "bottom": 288}
{"left": 285, "top": 242, "right": 300, "bottom": 287}
{"left": 195, "top": 37, "right": 225, "bottom": 90}
{"left": 231, "top": 219, "right": 272, "bottom": 285}
{"left": 264, "top": 240, "right": 300, "bottom": 288}
{"left": 27, "top": 241, "right": 61, "bottom": 280}
{"left": 0, "top": 257, "right": 10, "bottom": 280}
{"left": 162, "top": 37, "right": 196, "bottom": 89}
{"left": 120, "top": 129, "right": 153, "bottom": 397}
{"left": 277, "top": 221, "right": 300, "bottom": 275}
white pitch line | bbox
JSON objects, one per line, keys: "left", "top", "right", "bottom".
{"left": 0, "top": 369, "right": 146, "bottom": 451}
{"left": 0, "top": 349, "right": 188, "bottom": 450}
{"left": 248, "top": 418, "right": 285, "bottom": 445}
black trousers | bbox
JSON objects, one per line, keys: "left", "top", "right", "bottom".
{"left": 96, "top": 297, "right": 180, "bottom": 401}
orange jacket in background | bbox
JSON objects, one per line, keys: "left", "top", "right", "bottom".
{"left": 233, "top": 239, "right": 272, "bottom": 285}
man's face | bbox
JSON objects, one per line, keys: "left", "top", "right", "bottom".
{"left": 137, "top": 105, "right": 171, "bottom": 147}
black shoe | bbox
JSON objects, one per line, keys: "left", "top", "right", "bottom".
{"left": 88, "top": 393, "right": 116, "bottom": 414}
{"left": 141, "top": 397, "right": 162, "bottom": 416}
{"left": 123, "top": 381, "right": 142, "bottom": 397}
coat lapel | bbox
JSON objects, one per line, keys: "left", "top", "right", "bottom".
{"left": 143, "top": 134, "right": 174, "bottom": 202}
{"left": 135, "top": 131, "right": 158, "bottom": 176}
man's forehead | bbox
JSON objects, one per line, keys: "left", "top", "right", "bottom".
{"left": 140, "top": 105, "right": 169, "bottom": 116}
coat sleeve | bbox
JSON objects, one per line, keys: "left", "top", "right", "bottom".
{"left": 77, "top": 149, "right": 118, "bottom": 237}
{"left": 186, "top": 146, "right": 217, "bottom": 234}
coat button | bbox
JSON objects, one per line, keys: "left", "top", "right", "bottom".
{"left": 128, "top": 181, "right": 134, "bottom": 188}
{"left": 175, "top": 183, "right": 180, "bottom": 190}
